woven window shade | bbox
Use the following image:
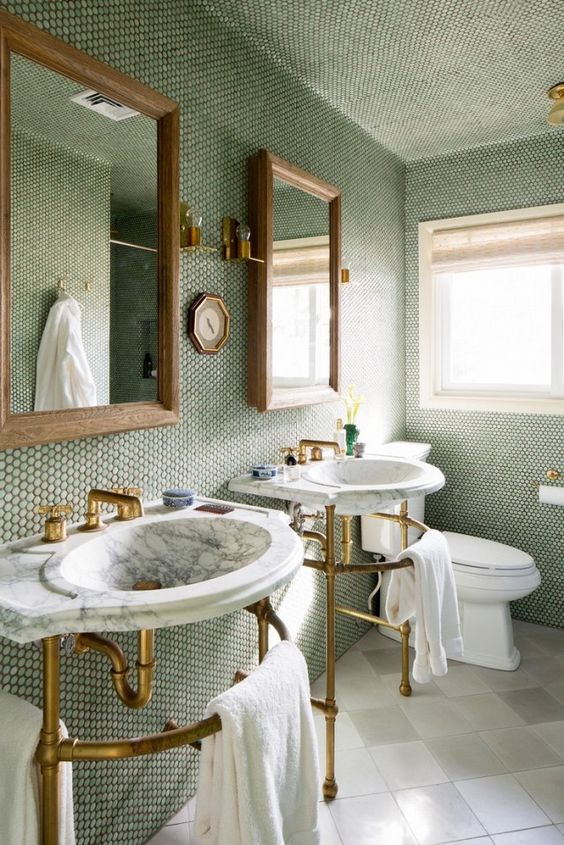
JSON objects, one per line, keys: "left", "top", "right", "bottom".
{"left": 272, "top": 238, "right": 329, "bottom": 286}
{"left": 432, "top": 215, "right": 564, "bottom": 272}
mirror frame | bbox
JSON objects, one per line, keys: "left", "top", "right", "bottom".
{"left": 0, "top": 9, "right": 179, "bottom": 448}
{"left": 248, "top": 149, "right": 341, "bottom": 411}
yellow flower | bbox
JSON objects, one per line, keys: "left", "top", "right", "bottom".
{"left": 343, "top": 383, "right": 365, "bottom": 424}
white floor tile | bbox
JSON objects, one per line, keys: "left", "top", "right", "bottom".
{"left": 520, "top": 656, "right": 564, "bottom": 688}
{"left": 352, "top": 627, "right": 398, "bottom": 651}
{"left": 333, "top": 648, "right": 375, "bottom": 679}
{"left": 329, "top": 792, "right": 417, "bottom": 845}
{"left": 472, "top": 664, "right": 539, "bottom": 692}
{"left": 350, "top": 705, "right": 420, "bottom": 745}
{"left": 318, "top": 802, "right": 343, "bottom": 844}
{"left": 326, "top": 746, "right": 388, "bottom": 798}
{"left": 492, "top": 826, "right": 564, "bottom": 844}
{"left": 453, "top": 693, "right": 525, "bottom": 731}
{"left": 382, "top": 673, "right": 444, "bottom": 701}
{"left": 532, "top": 722, "right": 564, "bottom": 760}
{"left": 433, "top": 665, "right": 491, "bottom": 697}
{"left": 165, "top": 804, "right": 190, "bottom": 826}
{"left": 336, "top": 673, "right": 396, "bottom": 710}
{"left": 369, "top": 740, "right": 449, "bottom": 791}
{"left": 314, "top": 711, "right": 364, "bottom": 751}
{"left": 146, "top": 823, "right": 191, "bottom": 844}
{"left": 399, "top": 698, "right": 474, "bottom": 739}
{"left": 497, "top": 688, "right": 564, "bottom": 724}
{"left": 394, "top": 782, "right": 486, "bottom": 845}
{"left": 480, "top": 726, "right": 562, "bottom": 771}
{"left": 515, "top": 767, "right": 564, "bottom": 823}
{"left": 455, "top": 773, "right": 551, "bottom": 834}
{"left": 425, "top": 733, "right": 506, "bottom": 780}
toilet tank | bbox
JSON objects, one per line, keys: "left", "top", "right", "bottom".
{"left": 360, "top": 441, "right": 432, "bottom": 557}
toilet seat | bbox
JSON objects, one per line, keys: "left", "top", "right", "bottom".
{"left": 443, "top": 531, "right": 536, "bottom": 578}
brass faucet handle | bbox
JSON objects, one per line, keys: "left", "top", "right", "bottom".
{"left": 112, "top": 486, "right": 143, "bottom": 497}
{"left": 37, "top": 503, "right": 73, "bottom": 543}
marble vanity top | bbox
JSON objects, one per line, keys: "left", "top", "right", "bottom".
{"left": 229, "top": 455, "right": 445, "bottom": 516}
{"left": 0, "top": 499, "right": 303, "bottom": 644}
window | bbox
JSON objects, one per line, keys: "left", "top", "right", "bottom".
{"left": 419, "top": 204, "right": 564, "bottom": 414}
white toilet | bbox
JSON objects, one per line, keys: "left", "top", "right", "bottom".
{"left": 360, "top": 441, "right": 541, "bottom": 671}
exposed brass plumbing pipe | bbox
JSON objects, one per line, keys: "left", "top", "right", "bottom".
{"left": 74, "top": 629, "right": 155, "bottom": 709}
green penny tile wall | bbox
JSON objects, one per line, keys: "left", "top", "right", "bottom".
{"left": 0, "top": 2, "right": 405, "bottom": 842}
{"left": 10, "top": 127, "right": 111, "bottom": 413}
{"left": 405, "top": 132, "right": 564, "bottom": 629}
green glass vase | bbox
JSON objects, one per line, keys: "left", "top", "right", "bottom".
{"left": 344, "top": 423, "right": 359, "bottom": 457}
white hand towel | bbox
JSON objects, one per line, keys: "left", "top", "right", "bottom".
{"left": 386, "top": 529, "right": 463, "bottom": 683}
{"left": 0, "top": 689, "right": 75, "bottom": 845}
{"left": 34, "top": 292, "right": 97, "bottom": 411}
{"left": 195, "top": 640, "right": 320, "bottom": 845}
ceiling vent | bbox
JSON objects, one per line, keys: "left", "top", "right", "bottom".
{"left": 70, "top": 89, "right": 139, "bottom": 121}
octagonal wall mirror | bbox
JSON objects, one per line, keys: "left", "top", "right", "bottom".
{"left": 247, "top": 150, "right": 341, "bottom": 411}
{"left": 0, "top": 9, "right": 179, "bottom": 448}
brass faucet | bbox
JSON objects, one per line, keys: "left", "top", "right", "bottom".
{"left": 78, "top": 488, "right": 144, "bottom": 532}
{"left": 297, "top": 439, "right": 343, "bottom": 465}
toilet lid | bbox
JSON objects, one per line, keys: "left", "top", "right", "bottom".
{"left": 443, "top": 531, "right": 535, "bottom": 575}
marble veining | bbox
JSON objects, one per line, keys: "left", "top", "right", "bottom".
{"left": 229, "top": 456, "right": 445, "bottom": 516}
{"left": 0, "top": 500, "right": 303, "bottom": 644}
{"left": 62, "top": 518, "right": 273, "bottom": 591}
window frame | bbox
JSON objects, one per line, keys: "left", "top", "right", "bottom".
{"left": 419, "top": 203, "right": 564, "bottom": 415}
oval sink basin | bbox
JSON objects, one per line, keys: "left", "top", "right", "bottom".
{"left": 303, "top": 457, "right": 428, "bottom": 489}
{"left": 60, "top": 517, "right": 272, "bottom": 593}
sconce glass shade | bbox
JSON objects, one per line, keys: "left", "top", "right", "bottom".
{"left": 186, "top": 208, "right": 203, "bottom": 228}
{"left": 548, "top": 99, "right": 564, "bottom": 126}
{"left": 548, "top": 83, "right": 564, "bottom": 126}
{"left": 236, "top": 222, "right": 251, "bottom": 259}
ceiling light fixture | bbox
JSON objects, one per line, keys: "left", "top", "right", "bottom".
{"left": 547, "top": 83, "right": 564, "bottom": 125}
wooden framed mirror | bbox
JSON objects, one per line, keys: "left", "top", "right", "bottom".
{"left": 248, "top": 150, "right": 341, "bottom": 411}
{"left": 0, "top": 9, "right": 179, "bottom": 448}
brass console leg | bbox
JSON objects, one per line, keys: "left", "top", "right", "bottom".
{"left": 398, "top": 501, "right": 412, "bottom": 697}
{"left": 399, "top": 621, "right": 412, "bottom": 696}
{"left": 37, "top": 636, "right": 63, "bottom": 845}
{"left": 323, "top": 505, "right": 338, "bottom": 800}
{"left": 257, "top": 601, "right": 269, "bottom": 663}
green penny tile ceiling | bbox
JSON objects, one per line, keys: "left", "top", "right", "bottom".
{"left": 405, "top": 131, "right": 564, "bottom": 629}
{"left": 196, "top": 0, "right": 564, "bottom": 161}
{"left": 0, "top": 1, "right": 405, "bottom": 843}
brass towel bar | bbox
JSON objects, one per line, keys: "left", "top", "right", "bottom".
{"left": 37, "top": 596, "right": 291, "bottom": 844}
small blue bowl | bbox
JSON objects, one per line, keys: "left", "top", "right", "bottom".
{"left": 250, "top": 464, "right": 278, "bottom": 479}
{"left": 162, "top": 488, "right": 196, "bottom": 508}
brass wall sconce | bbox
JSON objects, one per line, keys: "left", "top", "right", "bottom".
{"left": 341, "top": 267, "right": 350, "bottom": 284}
{"left": 222, "top": 216, "right": 264, "bottom": 263}
{"left": 180, "top": 203, "right": 217, "bottom": 253}
{"left": 548, "top": 84, "right": 564, "bottom": 126}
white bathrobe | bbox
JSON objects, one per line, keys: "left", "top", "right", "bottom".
{"left": 34, "top": 292, "right": 97, "bottom": 411}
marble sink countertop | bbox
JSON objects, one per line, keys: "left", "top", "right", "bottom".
{"left": 229, "top": 455, "right": 445, "bottom": 516}
{"left": 0, "top": 498, "right": 303, "bottom": 644}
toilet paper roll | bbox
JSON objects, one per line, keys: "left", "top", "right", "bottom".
{"left": 539, "top": 484, "right": 564, "bottom": 506}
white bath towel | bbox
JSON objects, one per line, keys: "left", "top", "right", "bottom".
{"left": 195, "top": 640, "right": 320, "bottom": 845}
{"left": 0, "top": 689, "right": 75, "bottom": 845}
{"left": 386, "top": 529, "right": 463, "bottom": 683}
{"left": 34, "top": 292, "right": 97, "bottom": 411}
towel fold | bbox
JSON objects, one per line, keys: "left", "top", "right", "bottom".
{"left": 34, "top": 291, "right": 97, "bottom": 411}
{"left": 386, "top": 529, "right": 463, "bottom": 683}
{"left": 195, "top": 641, "right": 320, "bottom": 845}
{"left": 0, "top": 689, "right": 75, "bottom": 845}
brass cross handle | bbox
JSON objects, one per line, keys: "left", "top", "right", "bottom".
{"left": 111, "top": 486, "right": 143, "bottom": 497}
{"left": 36, "top": 504, "right": 73, "bottom": 542}
{"left": 37, "top": 504, "right": 73, "bottom": 519}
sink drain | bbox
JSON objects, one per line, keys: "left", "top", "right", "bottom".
{"left": 132, "top": 579, "right": 163, "bottom": 591}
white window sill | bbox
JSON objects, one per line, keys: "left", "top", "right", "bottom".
{"left": 420, "top": 391, "right": 564, "bottom": 415}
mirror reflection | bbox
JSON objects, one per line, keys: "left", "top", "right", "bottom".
{"left": 10, "top": 53, "right": 158, "bottom": 413}
{"left": 271, "top": 178, "right": 330, "bottom": 390}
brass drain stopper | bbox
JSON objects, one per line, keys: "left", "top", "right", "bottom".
{"left": 132, "top": 579, "right": 162, "bottom": 591}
